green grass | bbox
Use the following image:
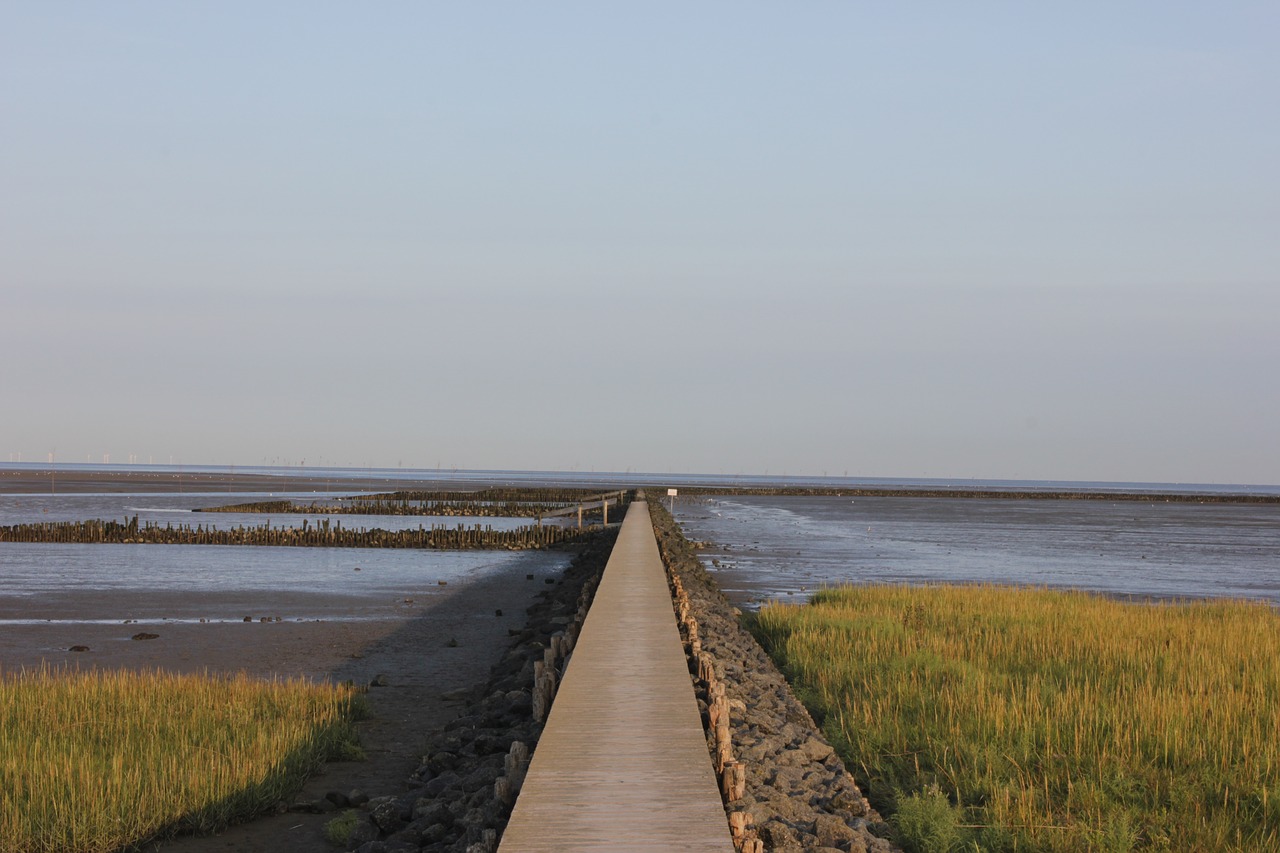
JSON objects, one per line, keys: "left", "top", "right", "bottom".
{"left": 323, "top": 809, "right": 360, "bottom": 846}
{"left": 750, "top": 584, "right": 1280, "bottom": 851}
{"left": 0, "top": 666, "right": 365, "bottom": 853}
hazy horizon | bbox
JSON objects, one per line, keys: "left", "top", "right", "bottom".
{"left": 4, "top": 459, "right": 1278, "bottom": 492}
{"left": 4, "top": 4, "right": 1277, "bottom": 485}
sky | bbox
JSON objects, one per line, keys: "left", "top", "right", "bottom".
{"left": 2, "top": 3, "right": 1277, "bottom": 484}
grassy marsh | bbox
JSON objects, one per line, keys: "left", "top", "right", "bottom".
{"left": 0, "top": 667, "right": 364, "bottom": 853}
{"left": 751, "top": 584, "right": 1280, "bottom": 851}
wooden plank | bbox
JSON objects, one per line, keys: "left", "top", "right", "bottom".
{"left": 498, "top": 501, "right": 734, "bottom": 852}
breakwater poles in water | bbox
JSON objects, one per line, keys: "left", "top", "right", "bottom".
{"left": 345, "top": 487, "right": 626, "bottom": 504}
{"left": 194, "top": 499, "right": 568, "bottom": 518}
{"left": 194, "top": 490, "right": 632, "bottom": 525}
{"left": 0, "top": 517, "right": 595, "bottom": 550}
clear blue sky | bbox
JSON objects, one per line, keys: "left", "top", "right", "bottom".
{"left": 3, "top": 3, "right": 1277, "bottom": 483}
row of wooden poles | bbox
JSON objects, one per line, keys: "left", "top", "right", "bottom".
{"left": 669, "top": 571, "right": 764, "bottom": 853}
{"left": 349, "top": 488, "right": 625, "bottom": 503}
{"left": 0, "top": 517, "right": 592, "bottom": 550}
{"left": 490, "top": 572, "right": 600, "bottom": 827}
{"left": 195, "top": 499, "right": 564, "bottom": 518}
{"left": 531, "top": 491, "right": 630, "bottom": 529}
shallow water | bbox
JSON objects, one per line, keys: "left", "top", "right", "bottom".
{"left": 0, "top": 492, "right": 571, "bottom": 624}
{"left": 0, "top": 542, "right": 569, "bottom": 624}
{"left": 0, "top": 492, "right": 534, "bottom": 532}
{"left": 674, "top": 495, "right": 1280, "bottom": 607}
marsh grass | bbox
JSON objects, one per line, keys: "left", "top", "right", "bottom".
{"left": 0, "top": 666, "right": 365, "bottom": 853}
{"left": 751, "top": 584, "right": 1280, "bottom": 851}
{"left": 324, "top": 809, "right": 360, "bottom": 846}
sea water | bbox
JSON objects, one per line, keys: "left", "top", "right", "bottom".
{"left": 0, "top": 488, "right": 569, "bottom": 624}
{"left": 674, "top": 494, "right": 1280, "bottom": 608}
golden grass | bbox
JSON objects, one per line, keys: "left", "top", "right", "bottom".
{"left": 0, "top": 666, "right": 364, "bottom": 853}
{"left": 751, "top": 584, "right": 1280, "bottom": 852}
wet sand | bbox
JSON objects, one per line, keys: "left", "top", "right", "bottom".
{"left": 1, "top": 593, "right": 411, "bottom": 680}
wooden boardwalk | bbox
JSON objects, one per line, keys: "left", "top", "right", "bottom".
{"left": 498, "top": 500, "right": 734, "bottom": 852}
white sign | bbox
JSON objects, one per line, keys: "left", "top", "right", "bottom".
{"left": 667, "top": 488, "right": 678, "bottom": 496}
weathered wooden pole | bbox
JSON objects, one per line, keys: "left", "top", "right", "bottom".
{"left": 722, "top": 760, "right": 746, "bottom": 802}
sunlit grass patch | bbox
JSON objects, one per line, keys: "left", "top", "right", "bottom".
{"left": 751, "top": 584, "right": 1280, "bottom": 851}
{"left": 0, "top": 666, "right": 364, "bottom": 853}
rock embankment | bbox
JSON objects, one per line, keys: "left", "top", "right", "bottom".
{"left": 649, "top": 501, "right": 897, "bottom": 853}
{"left": 338, "top": 528, "right": 617, "bottom": 853}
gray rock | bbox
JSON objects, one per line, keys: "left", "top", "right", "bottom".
{"left": 346, "top": 820, "right": 379, "bottom": 849}
{"left": 774, "top": 747, "right": 808, "bottom": 768}
{"left": 367, "top": 796, "right": 406, "bottom": 833}
{"left": 412, "top": 798, "right": 455, "bottom": 826}
{"left": 462, "top": 764, "right": 499, "bottom": 792}
{"left": 419, "top": 822, "right": 449, "bottom": 844}
{"left": 801, "top": 736, "right": 836, "bottom": 763}
{"left": 760, "top": 820, "right": 802, "bottom": 850}
{"left": 381, "top": 841, "right": 420, "bottom": 853}
{"left": 867, "top": 836, "right": 895, "bottom": 852}
{"left": 423, "top": 771, "right": 461, "bottom": 797}
{"left": 814, "top": 814, "right": 858, "bottom": 848}
{"left": 768, "top": 765, "right": 807, "bottom": 791}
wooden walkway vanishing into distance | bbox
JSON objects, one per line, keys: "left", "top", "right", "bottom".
{"left": 498, "top": 500, "right": 735, "bottom": 852}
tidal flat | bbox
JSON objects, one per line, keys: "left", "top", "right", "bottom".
{"left": 675, "top": 493, "right": 1280, "bottom": 607}
{"left": 0, "top": 469, "right": 576, "bottom": 852}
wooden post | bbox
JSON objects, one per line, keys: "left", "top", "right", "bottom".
{"left": 505, "top": 741, "right": 529, "bottom": 791}
{"left": 709, "top": 693, "right": 728, "bottom": 731}
{"left": 532, "top": 662, "right": 557, "bottom": 723}
{"left": 722, "top": 760, "right": 746, "bottom": 802}
{"left": 698, "top": 652, "right": 716, "bottom": 686}
{"left": 729, "top": 811, "right": 752, "bottom": 845}
{"left": 717, "top": 739, "right": 734, "bottom": 774}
